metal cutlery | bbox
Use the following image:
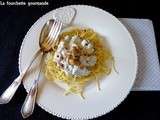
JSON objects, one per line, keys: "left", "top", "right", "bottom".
{"left": 21, "top": 19, "right": 62, "bottom": 118}
{"left": 0, "top": 19, "right": 62, "bottom": 104}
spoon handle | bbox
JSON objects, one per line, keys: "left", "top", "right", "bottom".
{"left": 0, "top": 50, "right": 41, "bottom": 104}
{"left": 21, "top": 54, "right": 44, "bottom": 118}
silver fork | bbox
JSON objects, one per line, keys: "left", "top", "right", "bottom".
{"left": 21, "top": 19, "right": 62, "bottom": 118}
{"left": 0, "top": 19, "right": 62, "bottom": 105}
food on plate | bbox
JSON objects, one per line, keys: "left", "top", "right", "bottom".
{"left": 44, "top": 27, "right": 115, "bottom": 98}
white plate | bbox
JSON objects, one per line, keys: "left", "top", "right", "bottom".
{"left": 19, "top": 5, "right": 137, "bottom": 120}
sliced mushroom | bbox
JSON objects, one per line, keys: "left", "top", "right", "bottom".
{"left": 80, "top": 55, "right": 97, "bottom": 67}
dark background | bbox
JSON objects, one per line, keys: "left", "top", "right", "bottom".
{"left": 0, "top": 0, "right": 160, "bottom": 120}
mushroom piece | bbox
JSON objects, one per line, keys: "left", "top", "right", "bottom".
{"left": 80, "top": 55, "right": 97, "bottom": 67}
{"left": 81, "top": 39, "right": 94, "bottom": 54}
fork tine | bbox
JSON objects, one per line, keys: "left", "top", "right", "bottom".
{"left": 42, "top": 20, "right": 57, "bottom": 47}
{"left": 42, "top": 19, "right": 62, "bottom": 51}
{"left": 50, "top": 21, "right": 62, "bottom": 47}
{"left": 53, "top": 21, "right": 62, "bottom": 44}
{"left": 45, "top": 20, "right": 57, "bottom": 44}
{"left": 47, "top": 20, "right": 62, "bottom": 46}
{"left": 45, "top": 20, "right": 59, "bottom": 45}
{"left": 47, "top": 20, "right": 62, "bottom": 47}
{"left": 49, "top": 20, "right": 60, "bottom": 41}
{"left": 48, "top": 21, "right": 58, "bottom": 40}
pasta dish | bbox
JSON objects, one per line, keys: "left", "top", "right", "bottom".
{"left": 44, "top": 27, "right": 115, "bottom": 98}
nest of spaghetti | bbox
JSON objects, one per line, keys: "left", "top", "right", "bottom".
{"left": 43, "top": 27, "right": 115, "bottom": 98}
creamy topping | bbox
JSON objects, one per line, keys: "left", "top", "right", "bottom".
{"left": 53, "top": 35, "right": 97, "bottom": 76}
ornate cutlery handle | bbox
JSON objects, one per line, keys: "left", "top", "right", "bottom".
{"left": 0, "top": 50, "right": 41, "bottom": 104}
{"left": 21, "top": 81, "right": 38, "bottom": 118}
{"left": 21, "top": 54, "right": 44, "bottom": 118}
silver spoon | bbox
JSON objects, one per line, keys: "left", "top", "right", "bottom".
{"left": 21, "top": 19, "right": 62, "bottom": 118}
{"left": 0, "top": 19, "right": 61, "bottom": 104}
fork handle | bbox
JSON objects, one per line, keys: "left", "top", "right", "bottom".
{"left": 0, "top": 50, "right": 41, "bottom": 104}
{"left": 21, "top": 54, "right": 44, "bottom": 118}
{"left": 21, "top": 82, "right": 38, "bottom": 118}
